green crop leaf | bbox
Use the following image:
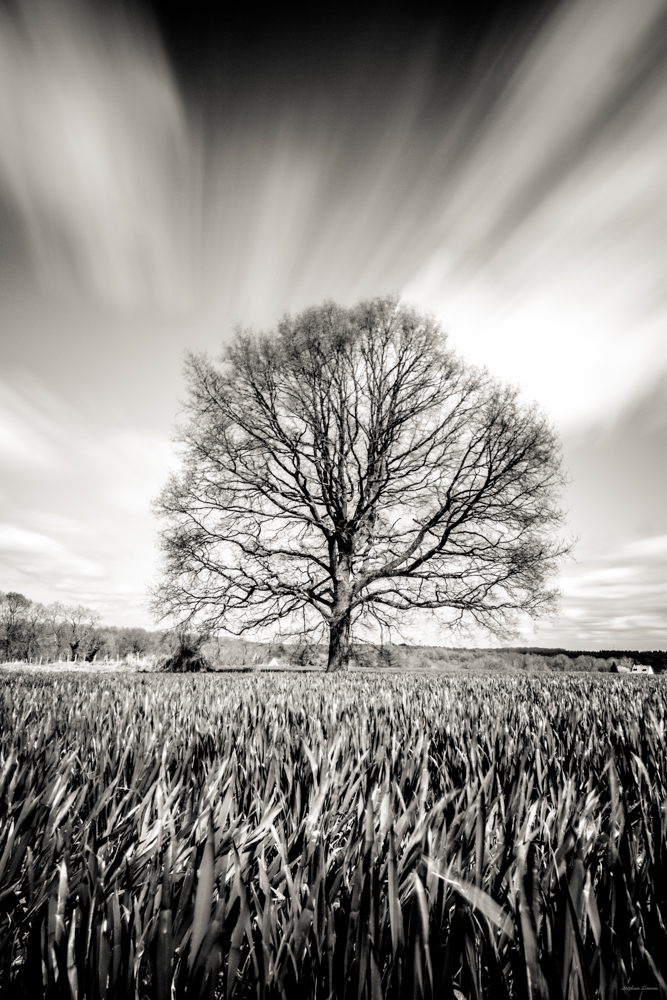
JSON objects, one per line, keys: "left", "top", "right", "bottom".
{"left": 189, "top": 815, "right": 216, "bottom": 972}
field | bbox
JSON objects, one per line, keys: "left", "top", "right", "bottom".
{"left": 0, "top": 671, "right": 666, "bottom": 998}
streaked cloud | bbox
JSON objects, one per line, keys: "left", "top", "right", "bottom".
{"left": 404, "top": 0, "right": 667, "bottom": 430}
{"left": 0, "top": 375, "right": 174, "bottom": 620}
{"left": 0, "top": 383, "right": 59, "bottom": 469}
{"left": 3, "top": 0, "right": 667, "bottom": 430}
{"left": 617, "top": 535, "right": 667, "bottom": 559}
{"left": 0, "top": 523, "right": 102, "bottom": 581}
{"left": 0, "top": 0, "right": 193, "bottom": 311}
{"left": 523, "top": 534, "right": 667, "bottom": 648}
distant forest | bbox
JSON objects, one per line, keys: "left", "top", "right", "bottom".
{"left": 227, "top": 642, "right": 664, "bottom": 674}
{"left": 0, "top": 590, "right": 171, "bottom": 663}
{"left": 502, "top": 646, "right": 667, "bottom": 674}
{"left": 0, "top": 590, "right": 663, "bottom": 671}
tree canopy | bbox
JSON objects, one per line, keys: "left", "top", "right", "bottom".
{"left": 153, "top": 295, "right": 569, "bottom": 670}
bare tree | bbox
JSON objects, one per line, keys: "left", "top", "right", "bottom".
{"left": 0, "top": 592, "right": 31, "bottom": 661}
{"left": 59, "top": 604, "right": 102, "bottom": 661}
{"left": 44, "top": 602, "right": 69, "bottom": 661}
{"left": 22, "top": 601, "right": 47, "bottom": 662}
{"left": 152, "top": 295, "right": 569, "bottom": 671}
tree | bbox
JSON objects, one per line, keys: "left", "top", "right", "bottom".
{"left": 22, "top": 600, "right": 48, "bottom": 662}
{"left": 59, "top": 604, "right": 102, "bottom": 661}
{"left": 0, "top": 592, "right": 31, "bottom": 661}
{"left": 44, "top": 602, "right": 69, "bottom": 661}
{"left": 152, "top": 295, "right": 569, "bottom": 671}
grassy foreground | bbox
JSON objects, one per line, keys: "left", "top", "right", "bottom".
{"left": 0, "top": 671, "right": 666, "bottom": 998}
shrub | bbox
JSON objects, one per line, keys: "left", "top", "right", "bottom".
{"left": 160, "top": 631, "right": 210, "bottom": 672}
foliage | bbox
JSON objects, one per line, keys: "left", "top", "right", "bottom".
{"left": 152, "top": 295, "right": 569, "bottom": 670}
{"left": 0, "top": 670, "right": 666, "bottom": 997}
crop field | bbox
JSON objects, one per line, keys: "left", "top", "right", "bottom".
{"left": 0, "top": 671, "right": 666, "bottom": 999}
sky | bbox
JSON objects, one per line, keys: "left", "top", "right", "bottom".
{"left": 0, "top": 0, "right": 666, "bottom": 649}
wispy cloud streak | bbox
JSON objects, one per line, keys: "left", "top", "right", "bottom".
{"left": 0, "top": 0, "right": 193, "bottom": 310}
{"left": 542, "top": 534, "right": 667, "bottom": 648}
{"left": 405, "top": 0, "right": 667, "bottom": 428}
{"left": 0, "top": 377, "right": 174, "bottom": 620}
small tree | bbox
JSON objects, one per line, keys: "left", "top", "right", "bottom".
{"left": 153, "top": 295, "right": 569, "bottom": 671}
{"left": 160, "top": 629, "right": 210, "bottom": 672}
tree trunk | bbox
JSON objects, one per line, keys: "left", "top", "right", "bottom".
{"left": 326, "top": 610, "right": 351, "bottom": 672}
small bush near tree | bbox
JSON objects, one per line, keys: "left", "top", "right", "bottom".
{"left": 160, "top": 631, "right": 210, "bottom": 672}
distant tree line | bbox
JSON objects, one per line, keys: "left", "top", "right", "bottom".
{"left": 503, "top": 646, "right": 667, "bottom": 674}
{"left": 193, "top": 638, "right": 662, "bottom": 673}
{"left": 1, "top": 590, "right": 661, "bottom": 671}
{"left": 0, "top": 591, "right": 168, "bottom": 664}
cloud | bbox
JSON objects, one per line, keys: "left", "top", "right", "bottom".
{"left": 617, "top": 535, "right": 667, "bottom": 559}
{"left": 0, "top": 523, "right": 102, "bottom": 582}
{"left": 526, "top": 533, "right": 667, "bottom": 648}
{"left": 402, "top": 0, "right": 667, "bottom": 431}
{"left": 517, "top": 375, "right": 667, "bottom": 649}
{"left": 2, "top": 0, "right": 665, "bottom": 438}
{"left": 0, "top": 383, "right": 58, "bottom": 469}
{"left": 0, "top": 0, "right": 193, "bottom": 311}
{"left": 0, "top": 375, "right": 175, "bottom": 621}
